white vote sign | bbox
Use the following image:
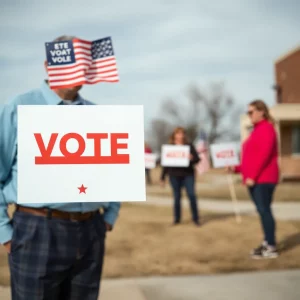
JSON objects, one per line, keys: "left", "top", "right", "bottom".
{"left": 210, "top": 142, "right": 240, "bottom": 168}
{"left": 18, "top": 105, "right": 146, "bottom": 203}
{"left": 161, "top": 145, "right": 190, "bottom": 167}
{"left": 144, "top": 153, "right": 157, "bottom": 169}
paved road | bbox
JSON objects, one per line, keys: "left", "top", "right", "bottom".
{"left": 142, "top": 196, "right": 300, "bottom": 220}
{"left": 1, "top": 270, "right": 299, "bottom": 300}
{"left": 101, "top": 269, "right": 300, "bottom": 300}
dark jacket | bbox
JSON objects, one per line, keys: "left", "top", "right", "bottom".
{"left": 160, "top": 144, "right": 200, "bottom": 180}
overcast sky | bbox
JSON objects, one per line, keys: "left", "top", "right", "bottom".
{"left": 0, "top": 0, "right": 299, "bottom": 128}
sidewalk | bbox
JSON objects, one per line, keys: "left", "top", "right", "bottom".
{"left": 101, "top": 269, "right": 300, "bottom": 300}
{"left": 1, "top": 270, "right": 299, "bottom": 300}
{"left": 143, "top": 196, "right": 300, "bottom": 220}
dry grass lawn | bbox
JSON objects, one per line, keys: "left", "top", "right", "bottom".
{"left": 147, "top": 167, "right": 300, "bottom": 202}
{"left": 1, "top": 204, "right": 300, "bottom": 286}
{"left": 103, "top": 204, "right": 300, "bottom": 278}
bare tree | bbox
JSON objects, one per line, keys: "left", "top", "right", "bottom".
{"left": 187, "top": 82, "right": 242, "bottom": 143}
{"left": 149, "top": 82, "right": 242, "bottom": 150}
{"left": 147, "top": 119, "right": 173, "bottom": 153}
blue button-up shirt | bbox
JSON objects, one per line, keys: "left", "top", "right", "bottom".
{"left": 0, "top": 81, "right": 121, "bottom": 244}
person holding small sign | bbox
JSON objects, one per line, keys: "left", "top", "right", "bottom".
{"left": 160, "top": 127, "right": 201, "bottom": 226}
{"left": 145, "top": 142, "right": 153, "bottom": 185}
{"left": 0, "top": 35, "right": 121, "bottom": 300}
{"left": 228, "top": 100, "right": 279, "bottom": 259}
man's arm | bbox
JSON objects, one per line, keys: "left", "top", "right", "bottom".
{"left": 0, "top": 101, "right": 17, "bottom": 245}
{"left": 103, "top": 202, "right": 121, "bottom": 230}
{"left": 0, "top": 186, "right": 13, "bottom": 245}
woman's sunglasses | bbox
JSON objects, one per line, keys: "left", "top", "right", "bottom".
{"left": 247, "top": 109, "right": 255, "bottom": 116}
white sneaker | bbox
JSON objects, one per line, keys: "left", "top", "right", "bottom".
{"left": 262, "top": 247, "right": 279, "bottom": 259}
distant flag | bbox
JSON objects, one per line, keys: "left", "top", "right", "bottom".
{"left": 45, "top": 37, "right": 119, "bottom": 89}
{"left": 194, "top": 131, "right": 210, "bottom": 175}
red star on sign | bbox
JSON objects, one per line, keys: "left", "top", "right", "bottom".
{"left": 78, "top": 184, "right": 87, "bottom": 194}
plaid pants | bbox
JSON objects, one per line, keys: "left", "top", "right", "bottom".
{"left": 9, "top": 210, "right": 106, "bottom": 300}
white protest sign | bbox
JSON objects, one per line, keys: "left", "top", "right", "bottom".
{"left": 17, "top": 105, "right": 146, "bottom": 203}
{"left": 161, "top": 145, "right": 190, "bottom": 167}
{"left": 210, "top": 143, "right": 240, "bottom": 168}
{"left": 144, "top": 153, "right": 157, "bottom": 169}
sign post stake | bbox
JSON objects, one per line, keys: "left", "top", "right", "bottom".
{"left": 227, "top": 173, "right": 242, "bottom": 223}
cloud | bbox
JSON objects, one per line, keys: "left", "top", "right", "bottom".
{"left": 1, "top": 0, "right": 172, "bottom": 32}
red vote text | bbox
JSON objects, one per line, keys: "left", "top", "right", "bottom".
{"left": 34, "top": 133, "right": 129, "bottom": 165}
{"left": 165, "top": 151, "right": 188, "bottom": 158}
{"left": 216, "top": 150, "right": 234, "bottom": 159}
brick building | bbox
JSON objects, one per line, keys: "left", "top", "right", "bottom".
{"left": 240, "top": 46, "right": 300, "bottom": 180}
{"left": 274, "top": 46, "right": 300, "bottom": 104}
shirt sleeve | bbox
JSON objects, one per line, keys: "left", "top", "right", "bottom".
{"left": 247, "top": 125, "right": 277, "bottom": 181}
{"left": 160, "top": 167, "right": 168, "bottom": 181}
{"left": 103, "top": 202, "right": 121, "bottom": 226}
{"left": 190, "top": 144, "right": 200, "bottom": 165}
{"left": 234, "top": 165, "right": 242, "bottom": 173}
{"left": 0, "top": 101, "right": 17, "bottom": 244}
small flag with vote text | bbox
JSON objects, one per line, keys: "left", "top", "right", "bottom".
{"left": 45, "top": 37, "right": 119, "bottom": 89}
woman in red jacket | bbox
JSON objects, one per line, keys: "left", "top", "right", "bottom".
{"left": 229, "top": 100, "right": 279, "bottom": 259}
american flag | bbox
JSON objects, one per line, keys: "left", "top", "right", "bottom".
{"left": 45, "top": 37, "right": 119, "bottom": 89}
{"left": 194, "top": 131, "right": 210, "bottom": 175}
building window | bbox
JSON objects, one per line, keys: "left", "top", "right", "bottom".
{"left": 292, "top": 126, "right": 300, "bottom": 155}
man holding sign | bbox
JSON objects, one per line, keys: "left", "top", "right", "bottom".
{"left": 160, "top": 127, "right": 201, "bottom": 226}
{"left": 0, "top": 35, "right": 121, "bottom": 300}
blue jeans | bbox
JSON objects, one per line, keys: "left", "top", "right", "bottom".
{"left": 249, "top": 184, "right": 276, "bottom": 246}
{"left": 9, "top": 210, "right": 106, "bottom": 300}
{"left": 169, "top": 175, "right": 199, "bottom": 223}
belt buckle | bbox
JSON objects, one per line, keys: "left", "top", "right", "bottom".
{"left": 69, "top": 212, "right": 81, "bottom": 221}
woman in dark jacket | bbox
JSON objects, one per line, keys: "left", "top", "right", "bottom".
{"left": 160, "top": 127, "right": 201, "bottom": 226}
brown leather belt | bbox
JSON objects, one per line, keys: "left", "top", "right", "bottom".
{"left": 16, "top": 205, "right": 100, "bottom": 221}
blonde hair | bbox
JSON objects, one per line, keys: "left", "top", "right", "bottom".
{"left": 169, "top": 127, "right": 189, "bottom": 144}
{"left": 249, "top": 99, "right": 275, "bottom": 124}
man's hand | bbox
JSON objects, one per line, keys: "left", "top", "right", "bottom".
{"left": 3, "top": 241, "right": 11, "bottom": 254}
{"left": 245, "top": 178, "right": 255, "bottom": 187}
{"left": 189, "top": 154, "right": 194, "bottom": 161}
{"left": 105, "top": 223, "right": 113, "bottom": 231}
